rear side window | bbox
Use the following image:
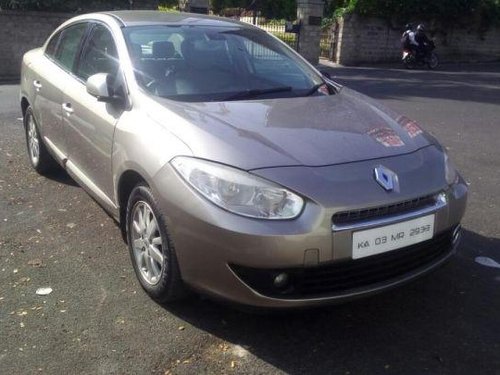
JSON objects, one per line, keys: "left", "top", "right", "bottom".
{"left": 54, "top": 23, "right": 87, "bottom": 71}
{"left": 45, "top": 31, "right": 61, "bottom": 58}
{"left": 76, "top": 24, "right": 119, "bottom": 80}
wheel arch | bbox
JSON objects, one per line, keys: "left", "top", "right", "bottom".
{"left": 117, "top": 169, "right": 149, "bottom": 238}
{"left": 21, "top": 97, "right": 30, "bottom": 118}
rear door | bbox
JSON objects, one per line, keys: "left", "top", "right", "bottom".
{"left": 62, "top": 22, "right": 124, "bottom": 202}
{"left": 32, "top": 22, "right": 88, "bottom": 158}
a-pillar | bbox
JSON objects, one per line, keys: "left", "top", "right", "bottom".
{"left": 297, "top": 0, "right": 324, "bottom": 65}
{"left": 179, "top": 0, "right": 209, "bottom": 14}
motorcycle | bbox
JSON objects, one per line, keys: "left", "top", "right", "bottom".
{"left": 402, "top": 41, "right": 439, "bottom": 69}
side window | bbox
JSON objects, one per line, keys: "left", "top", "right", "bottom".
{"left": 45, "top": 31, "right": 61, "bottom": 58}
{"left": 76, "top": 24, "right": 118, "bottom": 81}
{"left": 54, "top": 23, "right": 87, "bottom": 71}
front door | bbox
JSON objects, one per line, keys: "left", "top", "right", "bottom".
{"left": 63, "top": 23, "right": 124, "bottom": 202}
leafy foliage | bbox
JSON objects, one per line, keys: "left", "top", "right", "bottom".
{"left": 325, "top": 0, "right": 500, "bottom": 27}
{"left": 0, "top": 0, "right": 133, "bottom": 11}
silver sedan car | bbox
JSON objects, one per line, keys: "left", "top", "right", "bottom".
{"left": 20, "top": 11, "right": 467, "bottom": 308}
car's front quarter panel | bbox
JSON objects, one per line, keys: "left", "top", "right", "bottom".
{"left": 112, "top": 94, "right": 193, "bottom": 206}
{"left": 150, "top": 162, "right": 332, "bottom": 305}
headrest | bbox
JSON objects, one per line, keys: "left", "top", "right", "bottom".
{"left": 181, "top": 38, "right": 229, "bottom": 69}
{"left": 152, "top": 41, "right": 175, "bottom": 59}
{"left": 129, "top": 43, "right": 142, "bottom": 60}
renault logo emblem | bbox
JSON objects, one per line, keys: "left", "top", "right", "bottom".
{"left": 374, "top": 165, "right": 398, "bottom": 192}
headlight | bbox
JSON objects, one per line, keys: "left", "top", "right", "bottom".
{"left": 444, "top": 151, "right": 458, "bottom": 185}
{"left": 171, "top": 157, "right": 304, "bottom": 220}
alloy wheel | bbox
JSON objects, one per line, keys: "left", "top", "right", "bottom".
{"left": 27, "top": 114, "right": 40, "bottom": 166}
{"left": 130, "top": 201, "right": 165, "bottom": 285}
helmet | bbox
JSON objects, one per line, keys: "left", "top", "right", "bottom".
{"left": 405, "top": 23, "right": 413, "bottom": 30}
{"left": 417, "top": 24, "right": 425, "bottom": 32}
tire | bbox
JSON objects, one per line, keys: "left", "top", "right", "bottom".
{"left": 24, "top": 106, "right": 58, "bottom": 174}
{"left": 428, "top": 52, "right": 439, "bottom": 69}
{"left": 126, "top": 183, "right": 187, "bottom": 303}
{"left": 403, "top": 56, "right": 416, "bottom": 70}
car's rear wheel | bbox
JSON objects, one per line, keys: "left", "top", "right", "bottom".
{"left": 126, "top": 183, "right": 186, "bottom": 303}
{"left": 428, "top": 52, "right": 439, "bottom": 69}
{"left": 24, "top": 106, "right": 57, "bottom": 174}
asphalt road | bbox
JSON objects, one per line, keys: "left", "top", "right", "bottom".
{"left": 1, "top": 63, "right": 499, "bottom": 375}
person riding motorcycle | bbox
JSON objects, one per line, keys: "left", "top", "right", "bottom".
{"left": 401, "top": 24, "right": 413, "bottom": 47}
{"left": 401, "top": 23, "right": 418, "bottom": 54}
{"left": 415, "top": 24, "right": 432, "bottom": 58}
{"left": 401, "top": 23, "right": 439, "bottom": 69}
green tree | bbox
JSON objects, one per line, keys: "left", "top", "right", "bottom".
{"left": 324, "top": 0, "right": 500, "bottom": 27}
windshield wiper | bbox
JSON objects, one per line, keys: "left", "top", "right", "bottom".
{"left": 222, "top": 86, "right": 293, "bottom": 101}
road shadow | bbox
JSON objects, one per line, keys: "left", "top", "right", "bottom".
{"left": 163, "top": 229, "right": 500, "bottom": 374}
{"left": 320, "top": 63, "right": 500, "bottom": 106}
{"left": 43, "top": 167, "right": 79, "bottom": 187}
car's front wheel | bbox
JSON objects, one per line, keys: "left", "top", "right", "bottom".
{"left": 126, "top": 183, "right": 186, "bottom": 303}
{"left": 403, "top": 55, "right": 416, "bottom": 70}
{"left": 24, "top": 106, "right": 57, "bottom": 174}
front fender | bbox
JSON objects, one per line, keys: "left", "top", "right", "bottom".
{"left": 112, "top": 103, "right": 192, "bottom": 209}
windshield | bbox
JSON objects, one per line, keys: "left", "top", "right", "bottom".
{"left": 122, "top": 25, "right": 327, "bottom": 102}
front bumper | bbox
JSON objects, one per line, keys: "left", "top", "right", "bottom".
{"left": 230, "top": 225, "right": 460, "bottom": 301}
{"left": 152, "top": 154, "right": 467, "bottom": 308}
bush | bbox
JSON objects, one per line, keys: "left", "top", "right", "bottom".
{"left": 326, "top": 0, "right": 500, "bottom": 28}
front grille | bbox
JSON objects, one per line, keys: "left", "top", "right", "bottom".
{"left": 332, "top": 194, "right": 437, "bottom": 226}
{"left": 231, "top": 229, "right": 454, "bottom": 299}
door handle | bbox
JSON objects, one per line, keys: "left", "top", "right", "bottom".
{"left": 62, "top": 103, "right": 74, "bottom": 115}
{"left": 33, "top": 80, "right": 42, "bottom": 90}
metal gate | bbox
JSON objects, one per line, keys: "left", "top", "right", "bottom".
{"left": 320, "top": 21, "right": 338, "bottom": 61}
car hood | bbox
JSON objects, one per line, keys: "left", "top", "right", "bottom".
{"left": 151, "top": 87, "right": 436, "bottom": 170}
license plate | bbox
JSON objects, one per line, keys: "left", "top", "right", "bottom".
{"left": 352, "top": 215, "right": 435, "bottom": 259}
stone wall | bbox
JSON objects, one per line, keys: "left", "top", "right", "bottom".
{"left": 0, "top": 4, "right": 159, "bottom": 81}
{"left": 0, "top": 11, "right": 71, "bottom": 80}
{"left": 335, "top": 14, "right": 500, "bottom": 65}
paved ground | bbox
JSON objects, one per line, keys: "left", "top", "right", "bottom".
{"left": 1, "top": 63, "right": 499, "bottom": 375}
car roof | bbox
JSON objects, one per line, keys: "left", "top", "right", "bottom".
{"left": 100, "top": 10, "right": 254, "bottom": 29}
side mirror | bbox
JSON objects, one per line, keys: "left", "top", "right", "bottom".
{"left": 319, "top": 70, "right": 343, "bottom": 93}
{"left": 86, "top": 73, "right": 122, "bottom": 104}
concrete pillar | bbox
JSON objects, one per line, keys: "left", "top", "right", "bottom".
{"left": 297, "top": 0, "right": 324, "bottom": 65}
{"left": 179, "top": 0, "right": 209, "bottom": 14}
